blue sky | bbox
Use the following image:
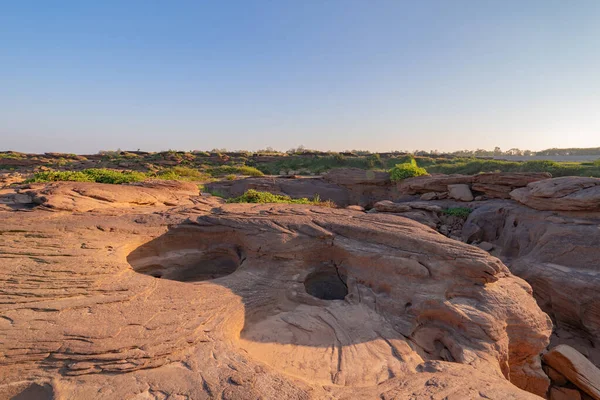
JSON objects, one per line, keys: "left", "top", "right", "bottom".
{"left": 1, "top": 1, "right": 599, "bottom": 153}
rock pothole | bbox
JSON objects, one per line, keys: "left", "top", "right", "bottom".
{"left": 304, "top": 269, "right": 348, "bottom": 300}
{"left": 127, "top": 228, "right": 243, "bottom": 282}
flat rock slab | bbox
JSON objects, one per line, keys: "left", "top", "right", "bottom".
{"left": 511, "top": 176, "right": 600, "bottom": 211}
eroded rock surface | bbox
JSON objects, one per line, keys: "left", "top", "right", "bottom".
{"left": 6, "top": 180, "right": 200, "bottom": 212}
{"left": 543, "top": 345, "right": 600, "bottom": 399}
{"left": 0, "top": 182, "right": 553, "bottom": 399}
{"left": 510, "top": 176, "right": 600, "bottom": 211}
{"left": 206, "top": 170, "right": 550, "bottom": 207}
{"left": 462, "top": 201, "right": 600, "bottom": 368}
{"left": 399, "top": 172, "right": 550, "bottom": 199}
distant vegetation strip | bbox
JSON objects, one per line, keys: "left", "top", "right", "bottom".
{"left": 6, "top": 148, "right": 600, "bottom": 181}
{"left": 26, "top": 166, "right": 264, "bottom": 184}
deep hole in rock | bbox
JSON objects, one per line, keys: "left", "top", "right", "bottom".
{"left": 128, "top": 238, "right": 242, "bottom": 283}
{"left": 304, "top": 269, "right": 348, "bottom": 300}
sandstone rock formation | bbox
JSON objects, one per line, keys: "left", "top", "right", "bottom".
{"left": 472, "top": 172, "right": 552, "bottom": 199}
{"left": 372, "top": 200, "right": 444, "bottom": 228}
{"left": 510, "top": 176, "right": 600, "bottom": 211}
{"left": 206, "top": 175, "right": 352, "bottom": 205}
{"left": 462, "top": 201, "right": 600, "bottom": 368}
{"left": 398, "top": 172, "right": 550, "bottom": 199}
{"left": 543, "top": 345, "right": 600, "bottom": 399}
{"left": 8, "top": 180, "right": 199, "bottom": 212}
{"left": 0, "top": 182, "right": 552, "bottom": 399}
{"left": 206, "top": 170, "right": 550, "bottom": 207}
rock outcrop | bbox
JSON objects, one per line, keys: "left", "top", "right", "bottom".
{"left": 205, "top": 176, "right": 353, "bottom": 205}
{"left": 0, "top": 182, "right": 552, "bottom": 399}
{"left": 372, "top": 200, "right": 444, "bottom": 228}
{"left": 8, "top": 180, "right": 200, "bottom": 212}
{"left": 462, "top": 200, "right": 600, "bottom": 368}
{"left": 398, "top": 172, "right": 550, "bottom": 198}
{"left": 206, "top": 170, "right": 552, "bottom": 207}
{"left": 510, "top": 176, "right": 600, "bottom": 211}
{"left": 471, "top": 172, "right": 552, "bottom": 199}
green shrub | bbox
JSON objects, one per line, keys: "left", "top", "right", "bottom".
{"left": 27, "top": 170, "right": 93, "bottom": 183}
{"left": 26, "top": 169, "right": 147, "bottom": 184}
{"left": 156, "top": 166, "right": 210, "bottom": 181}
{"left": 207, "top": 165, "right": 264, "bottom": 177}
{"left": 520, "top": 160, "right": 559, "bottom": 172}
{"left": 366, "top": 153, "right": 382, "bottom": 168}
{"left": 0, "top": 152, "right": 25, "bottom": 159}
{"left": 81, "top": 169, "right": 147, "bottom": 184}
{"left": 389, "top": 159, "right": 428, "bottom": 181}
{"left": 443, "top": 207, "right": 472, "bottom": 218}
{"left": 226, "top": 189, "right": 331, "bottom": 206}
{"left": 206, "top": 189, "right": 226, "bottom": 198}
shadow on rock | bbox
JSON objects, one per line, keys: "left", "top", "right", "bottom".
{"left": 126, "top": 204, "right": 552, "bottom": 391}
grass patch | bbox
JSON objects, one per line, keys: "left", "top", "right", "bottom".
{"left": 156, "top": 166, "right": 212, "bottom": 181}
{"left": 254, "top": 155, "right": 375, "bottom": 175}
{"left": 0, "top": 152, "right": 25, "bottom": 159}
{"left": 443, "top": 207, "right": 472, "bottom": 218}
{"left": 26, "top": 169, "right": 147, "bottom": 184}
{"left": 226, "top": 189, "right": 333, "bottom": 206}
{"left": 426, "top": 158, "right": 600, "bottom": 177}
{"left": 207, "top": 165, "right": 264, "bottom": 177}
{"left": 206, "top": 189, "right": 226, "bottom": 198}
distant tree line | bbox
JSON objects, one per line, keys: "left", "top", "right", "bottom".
{"left": 97, "top": 145, "right": 600, "bottom": 157}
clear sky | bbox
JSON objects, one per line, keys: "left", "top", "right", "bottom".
{"left": 2, "top": 1, "right": 599, "bottom": 154}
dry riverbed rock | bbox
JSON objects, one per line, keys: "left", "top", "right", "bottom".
{"left": 11, "top": 180, "right": 200, "bottom": 212}
{"left": 462, "top": 200, "right": 600, "bottom": 368}
{"left": 510, "top": 176, "right": 600, "bottom": 211}
{"left": 0, "top": 182, "right": 554, "bottom": 399}
{"left": 399, "top": 172, "right": 550, "bottom": 199}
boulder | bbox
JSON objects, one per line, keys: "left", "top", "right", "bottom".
{"left": 373, "top": 201, "right": 442, "bottom": 213}
{"left": 545, "top": 365, "right": 568, "bottom": 386}
{"left": 420, "top": 192, "right": 438, "bottom": 201}
{"left": 448, "top": 184, "right": 474, "bottom": 201}
{"left": 510, "top": 177, "right": 600, "bottom": 211}
{"left": 543, "top": 345, "right": 600, "bottom": 399}
{"left": 472, "top": 183, "right": 514, "bottom": 199}
{"left": 399, "top": 174, "right": 473, "bottom": 194}
{"left": 374, "top": 200, "right": 411, "bottom": 212}
{"left": 550, "top": 386, "right": 582, "bottom": 400}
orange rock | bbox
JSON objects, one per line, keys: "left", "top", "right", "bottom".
{"left": 544, "top": 345, "right": 600, "bottom": 399}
